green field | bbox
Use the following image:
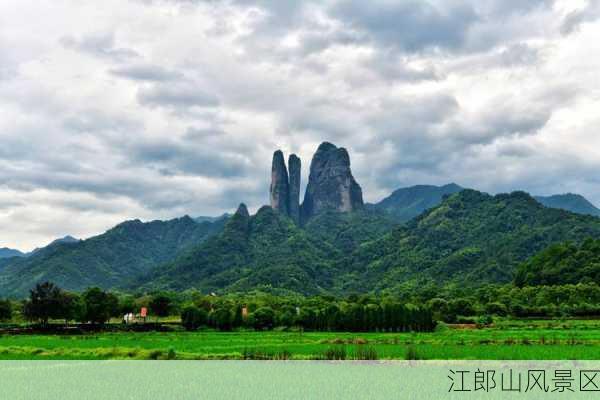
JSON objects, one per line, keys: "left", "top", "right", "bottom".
{"left": 2, "top": 319, "right": 600, "bottom": 360}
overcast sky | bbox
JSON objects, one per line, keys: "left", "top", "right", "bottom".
{"left": 1, "top": 0, "right": 600, "bottom": 251}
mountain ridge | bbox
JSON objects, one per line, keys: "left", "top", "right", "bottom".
{"left": 0, "top": 216, "right": 226, "bottom": 296}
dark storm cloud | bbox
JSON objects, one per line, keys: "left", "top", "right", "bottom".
{"left": 60, "top": 32, "right": 139, "bottom": 61}
{"left": 109, "top": 64, "right": 183, "bottom": 81}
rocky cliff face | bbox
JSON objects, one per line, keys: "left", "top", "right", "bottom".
{"left": 301, "top": 142, "right": 363, "bottom": 222}
{"left": 269, "top": 150, "right": 289, "bottom": 216}
{"left": 288, "top": 154, "right": 301, "bottom": 224}
{"left": 269, "top": 142, "right": 362, "bottom": 223}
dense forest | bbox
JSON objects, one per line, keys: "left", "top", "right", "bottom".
{"left": 515, "top": 238, "right": 600, "bottom": 286}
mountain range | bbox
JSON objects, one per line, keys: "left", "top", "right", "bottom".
{"left": 1, "top": 141, "right": 600, "bottom": 297}
{"left": 0, "top": 248, "right": 25, "bottom": 259}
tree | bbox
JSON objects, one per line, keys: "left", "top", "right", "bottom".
{"left": 0, "top": 299, "right": 12, "bottom": 321}
{"left": 58, "top": 291, "right": 83, "bottom": 325}
{"left": 118, "top": 295, "right": 136, "bottom": 314}
{"left": 149, "top": 294, "right": 173, "bottom": 320}
{"left": 181, "top": 306, "right": 207, "bottom": 331}
{"left": 210, "top": 306, "right": 233, "bottom": 331}
{"left": 232, "top": 305, "right": 244, "bottom": 328}
{"left": 252, "top": 307, "right": 275, "bottom": 330}
{"left": 484, "top": 302, "right": 508, "bottom": 316}
{"left": 22, "top": 282, "right": 64, "bottom": 326}
{"left": 81, "top": 287, "right": 119, "bottom": 324}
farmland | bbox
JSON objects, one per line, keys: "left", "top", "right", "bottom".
{"left": 1, "top": 319, "right": 600, "bottom": 360}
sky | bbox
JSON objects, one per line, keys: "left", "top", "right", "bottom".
{"left": 1, "top": 0, "right": 600, "bottom": 251}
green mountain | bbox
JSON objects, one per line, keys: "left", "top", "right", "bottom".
{"left": 535, "top": 194, "right": 600, "bottom": 217}
{"left": 370, "top": 183, "right": 463, "bottom": 222}
{"left": 370, "top": 185, "right": 600, "bottom": 223}
{"left": 515, "top": 239, "right": 600, "bottom": 286}
{"left": 0, "top": 216, "right": 225, "bottom": 297}
{"left": 339, "top": 190, "right": 600, "bottom": 293}
{"left": 28, "top": 235, "right": 79, "bottom": 256}
{"left": 0, "top": 248, "right": 25, "bottom": 259}
{"left": 143, "top": 189, "right": 600, "bottom": 295}
{"left": 142, "top": 204, "right": 394, "bottom": 294}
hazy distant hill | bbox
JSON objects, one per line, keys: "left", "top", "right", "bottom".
{"left": 370, "top": 183, "right": 463, "bottom": 222}
{"left": 194, "top": 213, "right": 230, "bottom": 224}
{"left": 535, "top": 193, "right": 600, "bottom": 217}
{"left": 0, "top": 248, "right": 25, "bottom": 259}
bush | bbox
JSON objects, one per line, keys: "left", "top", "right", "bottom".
{"left": 252, "top": 307, "right": 276, "bottom": 330}
{"left": 0, "top": 299, "right": 12, "bottom": 321}
{"left": 181, "top": 306, "right": 207, "bottom": 331}
{"left": 484, "top": 302, "right": 508, "bottom": 316}
{"left": 476, "top": 315, "right": 493, "bottom": 328}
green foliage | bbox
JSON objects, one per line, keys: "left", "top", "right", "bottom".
{"left": 345, "top": 190, "right": 600, "bottom": 291}
{"left": 142, "top": 203, "right": 400, "bottom": 295}
{"left": 81, "top": 287, "right": 119, "bottom": 324}
{"left": 251, "top": 307, "right": 275, "bottom": 330}
{"left": 0, "top": 298, "right": 12, "bottom": 321}
{"left": 149, "top": 293, "right": 173, "bottom": 318}
{"left": 485, "top": 302, "right": 507, "bottom": 316}
{"left": 515, "top": 239, "right": 600, "bottom": 286}
{"left": 181, "top": 306, "right": 207, "bottom": 330}
{"left": 0, "top": 217, "right": 225, "bottom": 297}
{"left": 22, "top": 282, "right": 68, "bottom": 325}
{"left": 210, "top": 306, "right": 233, "bottom": 331}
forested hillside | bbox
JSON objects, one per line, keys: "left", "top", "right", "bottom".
{"left": 0, "top": 216, "right": 225, "bottom": 296}
{"left": 338, "top": 190, "right": 600, "bottom": 293}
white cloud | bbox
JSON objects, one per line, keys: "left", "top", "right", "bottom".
{"left": 1, "top": 0, "right": 600, "bottom": 250}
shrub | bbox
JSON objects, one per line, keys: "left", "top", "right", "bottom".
{"left": 484, "top": 302, "right": 508, "bottom": 316}
{"left": 476, "top": 315, "right": 494, "bottom": 328}
{"left": 181, "top": 306, "right": 207, "bottom": 331}
{"left": 167, "top": 349, "right": 176, "bottom": 360}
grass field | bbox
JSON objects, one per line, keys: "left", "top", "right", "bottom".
{"left": 2, "top": 319, "right": 600, "bottom": 360}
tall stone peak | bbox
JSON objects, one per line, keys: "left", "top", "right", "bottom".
{"left": 269, "top": 150, "right": 289, "bottom": 216}
{"left": 224, "top": 203, "right": 250, "bottom": 238}
{"left": 288, "top": 154, "right": 301, "bottom": 225}
{"left": 235, "top": 203, "right": 249, "bottom": 218}
{"left": 301, "top": 142, "right": 363, "bottom": 222}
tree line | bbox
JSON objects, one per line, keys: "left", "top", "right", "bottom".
{"left": 5, "top": 280, "right": 600, "bottom": 329}
{"left": 0, "top": 282, "right": 436, "bottom": 332}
